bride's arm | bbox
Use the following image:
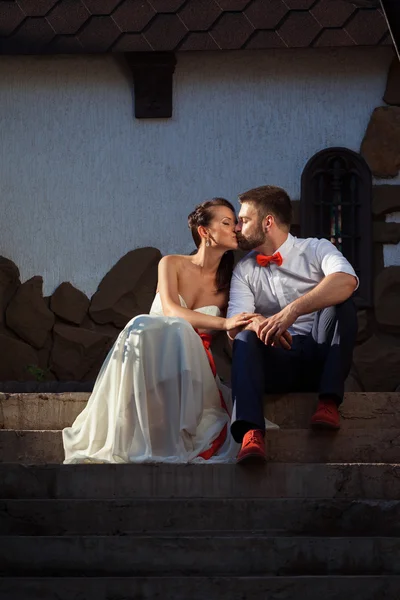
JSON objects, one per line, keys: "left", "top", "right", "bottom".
{"left": 158, "top": 256, "right": 253, "bottom": 332}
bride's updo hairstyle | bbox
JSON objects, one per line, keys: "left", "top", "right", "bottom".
{"left": 188, "top": 198, "right": 235, "bottom": 294}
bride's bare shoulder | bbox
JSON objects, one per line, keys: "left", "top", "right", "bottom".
{"left": 159, "top": 255, "right": 193, "bottom": 269}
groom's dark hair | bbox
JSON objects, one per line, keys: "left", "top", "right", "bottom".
{"left": 239, "top": 185, "right": 292, "bottom": 229}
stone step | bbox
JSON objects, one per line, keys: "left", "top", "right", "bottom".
{"left": 1, "top": 498, "right": 399, "bottom": 536}
{"left": 1, "top": 463, "right": 399, "bottom": 500}
{"left": 268, "top": 392, "right": 400, "bottom": 429}
{"left": 2, "top": 428, "right": 400, "bottom": 464}
{"left": 2, "top": 392, "right": 399, "bottom": 430}
{"left": 1, "top": 576, "right": 399, "bottom": 600}
{"left": 2, "top": 535, "right": 400, "bottom": 576}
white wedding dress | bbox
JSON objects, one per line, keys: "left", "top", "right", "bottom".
{"left": 63, "top": 294, "right": 240, "bottom": 464}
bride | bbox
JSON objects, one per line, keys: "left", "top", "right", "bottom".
{"left": 63, "top": 198, "right": 256, "bottom": 464}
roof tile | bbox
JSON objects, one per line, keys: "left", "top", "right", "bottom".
{"left": 311, "top": 0, "right": 355, "bottom": 28}
{"left": 216, "top": 0, "right": 252, "bottom": 8}
{"left": 112, "top": 32, "right": 153, "bottom": 50}
{"left": 46, "top": 0, "right": 90, "bottom": 35}
{"left": 278, "top": 11, "right": 321, "bottom": 46}
{"left": 143, "top": 14, "right": 187, "bottom": 51}
{"left": 4, "top": 17, "right": 55, "bottom": 51}
{"left": 0, "top": 0, "right": 390, "bottom": 53}
{"left": 245, "top": 0, "right": 288, "bottom": 29}
{"left": 178, "top": 0, "right": 222, "bottom": 31}
{"left": 210, "top": 12, "right": 254, "bottom": 49}
{"left": 381, "top": 32, "right": 393, "bottom": 45}
{"left": 282, "top": 0, "right": 315, "bottom": 8}
{"left": 112, "top": 0, "right": 155, "bottom": 32}
{"left": 179, "top": 31, "right": 220, "bottom": 50}
{"left": 245, "top": 29, "right": 287, "bottom": 48}
{"left": 147, "top": 0, "right": 186, "bottom": 11}
{"left": 0, "top": 3, "right": 26, "bottom": 35}
{"left": 83, "top": 0, "right": 123, "bottom": 15}
{"left": 46, "top": 34, "right": 84, "bottom": 52}
{"left": 344, "top": 8, "right": 388, "bottom": 45}
{"left": 78, "top": 15, "right": 121, "bottom": 51}
{"left": 313, "top": 28, "right": 356, "bottom": 46}
{"left": 17, "top": 0, "right": 58, "bottom": 16}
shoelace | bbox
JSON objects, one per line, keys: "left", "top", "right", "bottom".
{"left": 244, "top": 432, "right": 261, "bottom": 446}
{"left": 320, "top": 401, "right": 335, "bottom": 414}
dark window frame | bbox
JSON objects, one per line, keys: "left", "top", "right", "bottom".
{"left": 300, "top": 147, "right": 372, "bottom": 308}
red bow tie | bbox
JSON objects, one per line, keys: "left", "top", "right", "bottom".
{"left": 256, "top": 252, "right": 283, "bottom": 267}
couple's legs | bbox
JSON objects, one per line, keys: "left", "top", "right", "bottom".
{"left": 230, "top": 298, "right": 357, "bottom": 443}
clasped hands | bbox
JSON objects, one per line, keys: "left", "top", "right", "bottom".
{"left": 248, "top": 305, "right": 297, "bottom": 350}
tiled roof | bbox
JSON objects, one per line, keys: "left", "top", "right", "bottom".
{"left": 0, "top": 0, "right": 391, "bottom": 53}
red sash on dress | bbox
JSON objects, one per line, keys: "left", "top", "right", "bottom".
{"left": 196, "top": 332, "right": 229, "bottom": 461}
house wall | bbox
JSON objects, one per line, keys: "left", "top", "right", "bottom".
{"left": 0, "top": 47, "right": 396, "bottom": 297}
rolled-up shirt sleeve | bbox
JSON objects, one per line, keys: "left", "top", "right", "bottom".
{"left": 315, "top": 238, "right": 359, "bottom": 290}
{"left": 227, "top": 266, "right": 255, "bottom": 318}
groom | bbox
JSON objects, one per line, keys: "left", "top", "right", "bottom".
{"left": 227, "top": 185, "right": 358, "bottom": 464}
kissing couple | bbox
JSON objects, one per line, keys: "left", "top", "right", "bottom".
{"left": 63, "top": 185, "right": 358, "bottom": 465}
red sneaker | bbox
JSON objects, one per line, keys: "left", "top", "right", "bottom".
{"left": 236, "top": 429, "right": 266, "bottom": 464}
{"left": 310, "top": 398, "right": 340, "bottom": 430}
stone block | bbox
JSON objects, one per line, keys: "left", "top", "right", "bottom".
{"left": 1, "top": 575, "right": 399, "bottom": 600}
{"left": 4, "top": 391, "right": 400, "bottom": 431}
{"left": 373, "top": 221, "right": 400, "bottom": 244}
{"left": 353, "top": 334, "right": 400, "bottom": 391}
{"left": 374, "top": 266, "right": 400, "bottom": 330}
{"left": 89, "top": 247, "right": 161, "bottom": 328}
{"left": 1, "top": 497, "right": 399, "bottom": 537}
{"left": 51, "top": 324, "right": 114, "bottom": 381}
{"left": 356, "top": 309, "right": 370, "bottom": 343}
{"left": 5, "top": 276, "right": 55, "bottom": 349}
{"left": 0, "top": 256, "right": 20, "bottom": 328}
{"left": 50, "top": 282, "right": 90, "bottom": 325}
{"left": 1, "top": 533, "right": 400, "bottom": 576}
{"left": 361, "top": 107, "right": 400, "bottom": 178}
{"left": 0, "top": 392, "right": 89, "bottom": 430}
{"left": 266, "top": 392, "right": 400, "bottom": 428}
{"left": 372, "top": 185, "right": 400, "bottom": 215}
{"left": 383, "top": 57, "right": 400, "bottom": 106}
{"left": 0, "top": 335, "right": 39, "bottom": 382}
{"left": 0, "top": 462, "right": 399, "bottom": 501}
{"left": 2, "top": 427, "right": 400, "bottom": 464}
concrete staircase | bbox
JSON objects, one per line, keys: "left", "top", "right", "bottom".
{"left": 0, "top": 392, "right": 400, "bottom": 599}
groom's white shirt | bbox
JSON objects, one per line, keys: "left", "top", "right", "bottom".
{"left": 227, "top": 233, "right": 359, "bottom": 336}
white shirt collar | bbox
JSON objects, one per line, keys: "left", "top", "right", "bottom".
{"left": 255, "top": 233, "right": 295, "bottom": 261}
{"left": 274, "top": 233, "right": 295, "bottom": 261}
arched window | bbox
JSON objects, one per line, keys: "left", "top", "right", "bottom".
{"left": 300, "top": 147, "right": 372, "bottom": 307}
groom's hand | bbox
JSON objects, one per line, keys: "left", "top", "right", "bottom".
{"left": 250, "top": 315, "right": 292, "bottom": 350}
{"left": 256, "top": 306, "right": 296, "bottom": 347}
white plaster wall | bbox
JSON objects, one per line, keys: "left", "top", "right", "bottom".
{"left": 0, "top": 47, "right": 395, "bottom": 296}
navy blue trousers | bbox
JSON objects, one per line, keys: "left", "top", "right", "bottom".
{"left": 230, "top": 299, "right": 357, "bottom": 443}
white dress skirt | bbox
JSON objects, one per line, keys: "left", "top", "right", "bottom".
{"left": 63, "top": 294, "right": 240, "bottom": 464}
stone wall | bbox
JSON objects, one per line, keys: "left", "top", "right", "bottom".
{"left": 1, "top": 236, "right": 399, "bottom": 392}
{"left": 0, "top": 248, "right": 161, "bottom": 384}
{"left": 348, "top": 56, "right": 400, "bottom": 393}
{"left": 0, "top": 232, "right": 399, "bottom": 391}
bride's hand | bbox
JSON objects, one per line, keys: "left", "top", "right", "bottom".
{"left": 224, "top": 313, "right": 257, "bottom": 332}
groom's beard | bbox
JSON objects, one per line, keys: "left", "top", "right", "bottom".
{"left": 236, "top": 226, "right": 266, "bottom": 251}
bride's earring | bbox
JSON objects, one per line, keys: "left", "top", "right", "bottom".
{"left": 206, "top": 239, "right": 210, "bottom": 247}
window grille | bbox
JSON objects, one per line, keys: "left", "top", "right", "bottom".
{"left": 300, "top": 147, "right": 372, "bottom": 307}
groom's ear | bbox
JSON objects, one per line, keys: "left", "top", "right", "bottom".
{"left": 263, "top": 214, "right": 274, "bottom": 231}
